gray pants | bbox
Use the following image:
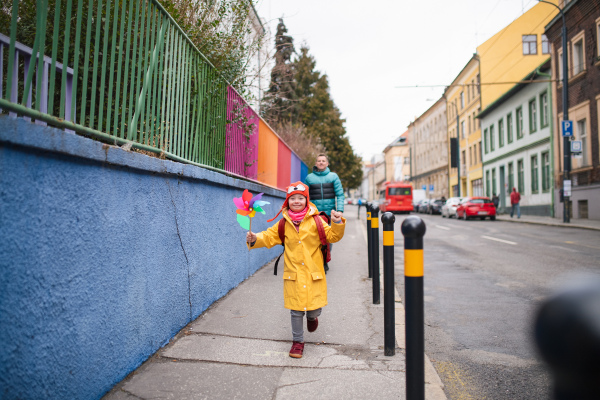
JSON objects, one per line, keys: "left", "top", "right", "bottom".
{"left": 291, "top": 308, "right": 322, "bottom": 342}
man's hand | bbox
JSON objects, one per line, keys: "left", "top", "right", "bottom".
{"left": 246, "top": 231, "right": 257, "bottom": 244}
{"left": 331, "top": 210, "right": 343, "bottom": 223}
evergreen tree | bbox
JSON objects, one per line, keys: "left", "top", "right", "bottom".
{"left": 293, "top": 46, "right": 363, "bottom": 189}
{"left": 262, "top": 18, "right": 297, "bottom": 124}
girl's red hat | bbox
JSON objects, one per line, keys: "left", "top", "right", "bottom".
{"left": 267, "top": 181, "right": 310, "bottom": 222}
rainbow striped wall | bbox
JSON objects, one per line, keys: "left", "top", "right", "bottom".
{"left": 225, "top": 87, "right": 308, "bottom": 191}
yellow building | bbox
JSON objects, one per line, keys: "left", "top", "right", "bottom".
{"left": 477, "top": 1, "right": 559, "bottom": 109}
{"left": 446, "top": 55, "right": 483, "bottom": 197}
{"left": 445, "top": 1, "right": 559, "bottom": 198}
{"left": 382, "top": 130, "right": 411, "bottom": 183}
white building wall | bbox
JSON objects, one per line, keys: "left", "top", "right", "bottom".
{"left": 481, "top": 78, "right": 553, "bottom": 215}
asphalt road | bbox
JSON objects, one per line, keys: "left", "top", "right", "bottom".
{"left": 392, "top": 212, "right": 600, "bottom": 400}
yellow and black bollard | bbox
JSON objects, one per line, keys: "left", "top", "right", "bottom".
{"left": 382, "top": 211, "right": 396, "bottom": 356}
{"left": 371, "top": 203, "right": 380, "bottom": 304}
{"left": 401, "top": 216, "right": 426, "bottom": 400}
{"left": 366, "top": 202, "right": 373, "bottom": 279}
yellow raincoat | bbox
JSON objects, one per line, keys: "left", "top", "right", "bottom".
{"left": 249, "top": 202, "right": 346, "bottom": 311}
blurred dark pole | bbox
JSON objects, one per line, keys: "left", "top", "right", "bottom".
{"left": 534, "top": 280, "right": 600, "bottom": 399}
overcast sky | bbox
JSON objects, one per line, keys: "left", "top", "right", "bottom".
{"left": 255, "top": 0, "right": 541, "bottom": 162}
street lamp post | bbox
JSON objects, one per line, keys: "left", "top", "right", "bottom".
{"left": 448, "top": 100, "right": 461, "bottom": 197}
{"left": 539, "top": 0, "right": 570, "bottom": 223}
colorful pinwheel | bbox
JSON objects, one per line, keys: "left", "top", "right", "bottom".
{"left": 233, "top": 189, "right": 270, "bottom": 231}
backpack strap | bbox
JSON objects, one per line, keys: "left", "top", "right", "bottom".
{"left": 273, "top": 218, "right": 286, "bottom": 275}
{"left": 312, "top": 214, "right": 328, "bottom": 246}
{"left": 313, "top": 213, "right": 331, "bottom": 269}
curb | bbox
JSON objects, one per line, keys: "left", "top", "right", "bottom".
{"left": 496, "top": 217, "right": 600, "bottom": 231}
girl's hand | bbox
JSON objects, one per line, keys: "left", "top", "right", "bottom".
{"left": 331, "top": 210, "right": 343, "bottom": 223}
{"left": 246, "top": 231, "right": 257, "bottom": 244}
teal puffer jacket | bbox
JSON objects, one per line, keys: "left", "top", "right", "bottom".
{"left": 304, "top": 167, "right": 345, "bottom": 215}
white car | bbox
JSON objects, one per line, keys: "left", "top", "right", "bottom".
{"left": 441, "top": 197, "right": 463, "bottom": 218}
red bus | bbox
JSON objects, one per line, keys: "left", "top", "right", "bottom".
{"left": 378, "top": 182, "right": 413, "bottom": 214}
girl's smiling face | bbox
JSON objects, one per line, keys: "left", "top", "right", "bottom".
{"left": 288, "top": 194, "right": 307, "bottom": 212}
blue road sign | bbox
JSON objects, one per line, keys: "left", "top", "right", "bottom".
{"left": 429, "top": 184, "right": 434, "bottom": 191}
{"left": 562, "top": 120, "right": 573, "bottom": 137}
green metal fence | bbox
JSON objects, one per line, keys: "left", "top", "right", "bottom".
{"left": 0, "top": 0, "right": 228, "bottom": 171}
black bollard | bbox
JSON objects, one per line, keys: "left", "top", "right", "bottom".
{"left": 371, "top": 203, "right": 380, "bottom": 305}
{"left": 366, "top": 203, "right": 373, "bottom": 279}
{"left": 534, "top": 280, "right": 600, "bottom": 400}
{"left": 382, "top": 212, "right": 396, "bottom": 356}
{"left": 401, "top": 216, "right": 426, "bottom": 400}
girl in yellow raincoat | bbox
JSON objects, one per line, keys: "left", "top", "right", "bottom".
{"left": 246, "top": 181, "right": 345, "bottom": 358}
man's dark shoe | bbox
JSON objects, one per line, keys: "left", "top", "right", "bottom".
{"left": 307, "top": 317, "right": 318, "bottom": 333}
{"left": 289, "top": 341, "right": 304, "bottom": 358}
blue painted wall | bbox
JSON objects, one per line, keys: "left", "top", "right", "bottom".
{"left": 300, "top": 162, "right": 309, "bottom": 183}
{"left": 0, "top": 117, "right": 285, "bottom": 399}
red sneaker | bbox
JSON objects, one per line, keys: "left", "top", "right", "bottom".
{"left": 307, "top": 317, "right": 318, "bottom": 332}
{"left": 289, "top": 341, "right": 304, "bottom": 358}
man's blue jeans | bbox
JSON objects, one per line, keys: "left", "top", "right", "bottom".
{"left": 510, "top": 203, "right": 520, "bottom": 218}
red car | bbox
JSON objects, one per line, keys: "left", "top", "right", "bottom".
{"left": 456, "top": 197, "right": 496, "bottom": 220}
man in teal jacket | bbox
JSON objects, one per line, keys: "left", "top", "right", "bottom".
{"left": 304, "top": 154, "right": 345, "bottom": 217}
{"left": 304, "top": 154, "right": 345, "bottom": 273}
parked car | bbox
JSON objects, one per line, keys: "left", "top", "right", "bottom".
{"left": 456, "top": 197, "right": 497, "bottom": 220}
{"left": 417, "top": 199, "right": 431, "bottom": 213}
{"left": 427, "top": 198, "right": 446, "bottom": 215}
{"left": 441, "top": 197, "right": 463, "bottom": 218}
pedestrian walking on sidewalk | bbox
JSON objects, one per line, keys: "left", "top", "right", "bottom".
{"left": 510, "top": 187, "right": 521, "bottom": 218}
{"left": 246, "top": 182, "right": 346, "bottom": 359}
{"left": 357, "top": 198, "right": 363, "bottom": 218}
{"left": 492, "top": 193, "right": 499, "bottom": 210}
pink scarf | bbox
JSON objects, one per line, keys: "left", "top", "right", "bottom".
{"left": 287, "top": 207, "right": 308, "bottom": 231}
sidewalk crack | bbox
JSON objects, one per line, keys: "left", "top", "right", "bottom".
{"left": 167, "top": 180, "right": 193, "bottom": 322}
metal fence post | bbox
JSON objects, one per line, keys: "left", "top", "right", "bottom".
{"left": 371, "top": 203, "right": 380, "bottom": 305}
{"left": 366, "top": 202, "right": 372, "bottom": 279}
{"left": 382, "top": 211, "right": 396, "bottom": 356}
{"left": 401, "top": 216, "right": 426, "bottom": 400}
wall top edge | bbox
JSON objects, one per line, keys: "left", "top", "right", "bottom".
{"left": 0, "top": 116, "right": 286, "bottom": 199}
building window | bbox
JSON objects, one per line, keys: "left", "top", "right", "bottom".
{"left": 542, "top": 152, "right": 550, "bottom": 192}
{"left": 507, "top": 112, "right": 513, "bottom": 143}
{"left": 531, "top": 155, "right": 539, "bottom": 193}
{"left": 472, "top": 178, "right": 483, "bottom": 197}
{"left": 516, "top": 107, "right": 524, "bottom": 139}
{"left": 597, "top": 17, "right": 600, "bottom": 59}
{"left": 529, "top": 99, "right": 537, "bottom": 133}
{"left": 518, "top": 159, "right": 524, "bottom": 194}
{"left": 492, "top": 168, "right": 497, "bottom": 196}
{"left": 476, "top": 74, "right": 480, "bottom": 95}
{"left": 469, "top": 146, "right": 473, "bottom": 166}
{"left": 557, "top": 48, "right": 563, "bottom": 81}
{"left": 577, "top": 119, "right": 588, "bottom": 166}
{"left": 461, "top": 121, "right": 465, "bottom": 138}
{"left": 542, "top": 34, "right": 550, "bottom": 54}
{"left": 498, "top": 119, "right": 505, "bottom": 147}
{"left": 486, "top": 170, "right": 491, "bottom": 198}
{"left": 508, "top": 162, "right": 514, "bottom": 192}
{"left": 484, "top": 128, "right": 489, "bottom": 154}
{"left": 468, "top": 115, "right": 472, "bottom": 134}
{"left": 540, "top": 92, "right": 549, "bottom": 128}
{"left": 460, "top": 92, "right": 464, "bottom": 109}
{"left": 489, "top": 124, "right": 495, "bottom": 152}
{"left": 572, "top": 31, "right": 586, "bottom": 76}
{"left": 523, "top": 35, "right": 537, "bottom": 55}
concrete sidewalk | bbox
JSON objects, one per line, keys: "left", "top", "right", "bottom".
{"left": 496, "top": 213, "right": 600, "bottom": 231}
{"left": 103, "top": 212, "right": 446, "bottom": 399}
